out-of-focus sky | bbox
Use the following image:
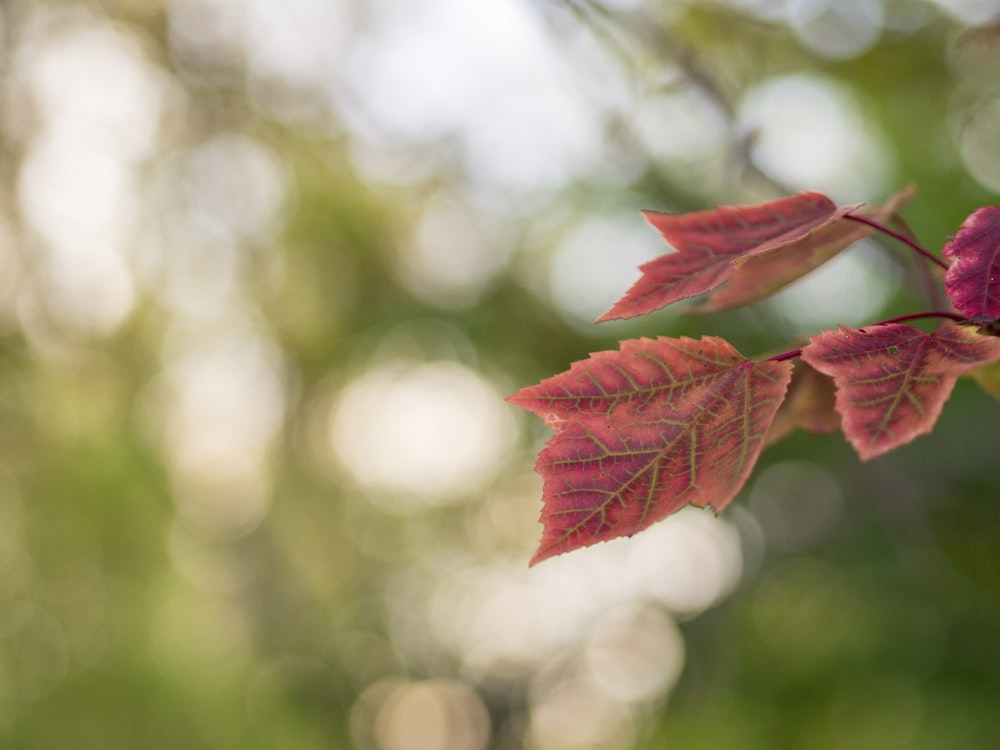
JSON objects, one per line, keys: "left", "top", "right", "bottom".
{"left": 3, "top": 0, "right": 1000, "bottom": 748}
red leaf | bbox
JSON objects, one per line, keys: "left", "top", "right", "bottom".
{"left": 801, "top": 324, "right": 1000, "bottom": 460}
{"left": 765, "top": 360, "right": 840, "bottom": 447}
{"left": 697, "top": 184, "right": 916, "bottom": 313}
{"left": 943, "top": 206, "right": 1000, "bottom": 319}
{"left": 597, "top": 192, "right": 855, "bottom": 321}
{"left": 507, "top": 337, "right": 792, "bottom": 565}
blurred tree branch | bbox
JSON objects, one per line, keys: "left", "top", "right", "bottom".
{"left": 546, "top": 0, "right": 794, "bottom": 198}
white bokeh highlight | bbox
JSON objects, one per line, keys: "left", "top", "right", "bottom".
{"left": 330, "top": 361, "right": 518, "bottom": 506}
{"left": 548, "top": 213, "right": 665, "bottom": 328}
{"left": 155, "top": 316, "right": 287, "bottom": 536}
{"left": 335, "top": 0, "right": 621, "bottom": 196}
{"left": 740, "top": 74, "right": 894, "bottom": 201}
{"left": 13, "top": 16, "right": 168, "bottom": 337}
{"left": 787, "top": 0, "right": 884, "bottom": 59}
{"left": 767, "top": 239, "right": 897, "bottom": 330}
{"left": 419, "top": 508, "right": 741, "bottom": 676}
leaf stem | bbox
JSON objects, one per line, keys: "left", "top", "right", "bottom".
{"left": 868, "top": 310, "right": 966, "bottom": 327}
{"left": 766, "top": 348, "right": 803, "bottom": 362}
{"left": 764, "top": 311, "right": 968, "bottom": 362}
{"left": 844, "top": 213, "right": 949, "bottom": 271}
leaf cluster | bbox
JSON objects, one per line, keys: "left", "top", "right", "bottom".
{"left": 510, "top": 189, "right": 1000, "bottom": 565}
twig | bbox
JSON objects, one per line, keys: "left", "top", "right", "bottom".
{"left": 844, "top": 213, "right": 949, "bottom": 271}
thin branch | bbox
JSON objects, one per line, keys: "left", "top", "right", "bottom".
{"left": 548, "top": 0, "right": 794, "bottom": 197}
{"left": 844, "top": 213, "right": 949, "bottom": 271}
{"left": 766, "top": 348, "right": 803, "bottom": 362}
{"left": 867, "top": 310, "right": 966, "bottom": 327}
{"left": 888, "top": 213, "right": 948, "bottom": 310}
{"left": 765, "top": 310, "right": 969, "bottom": 362}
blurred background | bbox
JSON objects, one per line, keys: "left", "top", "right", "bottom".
{"left": 2, "top": 0, "right": 1000, "bottom": 747}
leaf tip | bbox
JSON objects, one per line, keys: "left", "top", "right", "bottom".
{"left": 527, "top": 549, "right": 549, "bottom": 567}
{"left": 528, "top": 531, "right": 570, "bottom": 567}
{"left": 504, "top": 389, "right": 527, "bottom": 408}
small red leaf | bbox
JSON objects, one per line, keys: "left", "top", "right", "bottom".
{"left": 943, "top": 206, "right": 1000, "bottom": 319}
{"left": 697, "top": 184, "right": 916, "bottom": 313}
{"left": 801, "top": 324, "right": 1000, "bottom": 460}
{"left": 765, "top": 360, "right": 840, "bottom": 447}
{"left": 507, "top": 337, "right": 792, "bottom": 565}
{"left": 597, "top": 192, "right": 854, "bottom": 321}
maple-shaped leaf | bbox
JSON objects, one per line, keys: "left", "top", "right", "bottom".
{"left": 943, "top": 206, "right": 1000, "bottom": 319}
{"left": 801, "top": 324, "right": 1000, "bottom": 460}
{"left": 696, "top": 184, "right": 916, "bottom": 313}
{"left": 765, "top": 360, "right": 840, "bottom": 447}
{"left": 597, "top": 192, "right": 857, "bottom": 321}
{"left": 507, "top": 337, "right": 792, "bottom": 565}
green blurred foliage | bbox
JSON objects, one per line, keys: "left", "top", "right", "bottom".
{"left": 1, "top": 0, "right": 999, "bottom": 747}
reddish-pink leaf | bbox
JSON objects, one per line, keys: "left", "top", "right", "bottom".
{"left": 597, "top": 192, "right": 855, "bottom": 321}
{"left": 943, "top": 206, "right": 1000, "bottom": 319}
{"left": 697, "top": 184, "right": 916, "bottom": 313}
{"left": 801, "top": 324, "right": 1000, "bottom": 460}
{"left": 507, "top": 337, "right": 792, "bottom": 565}
{"left": 765, "top": 360, "right": 840, "bottom": 447}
